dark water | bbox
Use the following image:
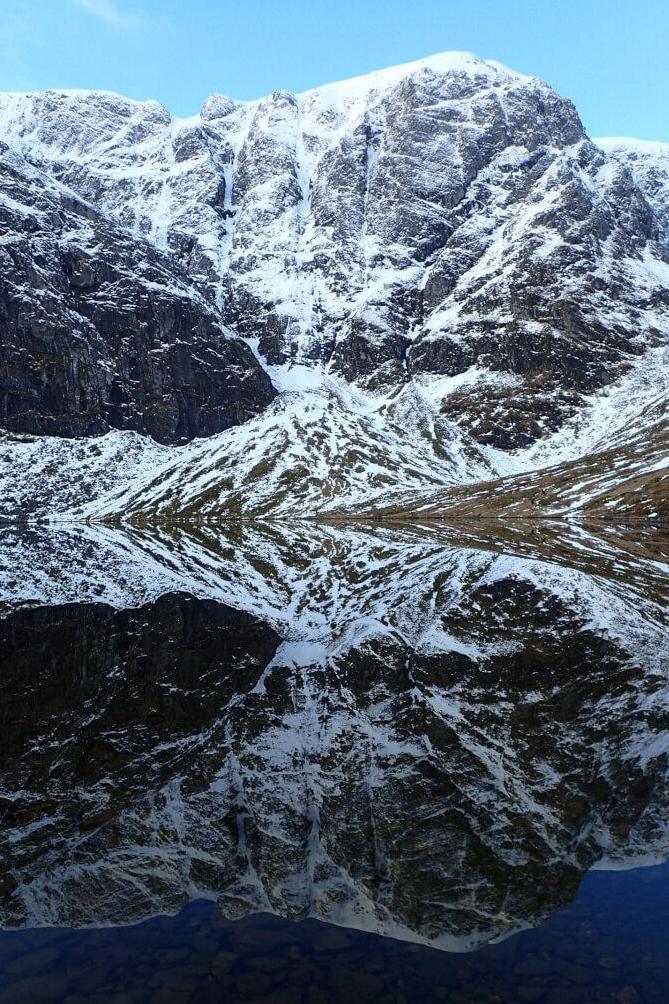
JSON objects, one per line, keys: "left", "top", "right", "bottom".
{"left": 1, "top": 520, "right": 668, "bottom": 1003}
{"left": 1, "top": 863, "right": 669, "bottom": 1004}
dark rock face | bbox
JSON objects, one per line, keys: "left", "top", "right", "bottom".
{"left": 0, "top": 147, "right": 275, "bottom": 443}
{"left": 0, "top": 593, "right": 281, "bottom": 833}
{"left": 599, "top": 138, "right": 669, "bottom": 250}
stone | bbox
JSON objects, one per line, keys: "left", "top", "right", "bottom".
{"left": 243, "top": 955, "right": 288, "bottom": 975}
{"left": 612, "top": 989, "right": 641, "bottom": 1004}
{"left": 0, "top": 972, "right": 72, "bottom": 1004}
{"left": 514, "top": 954, "right": 554, "bottom": 977}
{"left": 557, "top": 960, "right": 593, "bottom": 985}
{"left": 328, "top": 967, "right": 385, "bottom": 998}
{"left": 235, "top": 926, "right": 292, "bottom": 949}
{"left": 516, "top": 987, "right": 545, "bottom": 1002}
{"left": 210, "top": 950, "right": 238, "bottom": 976}
{"left": 543, "top": 988, "right": 583, "bottom": 1004}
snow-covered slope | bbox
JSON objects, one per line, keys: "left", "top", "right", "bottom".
{"left": 2, "top": 347, "right": 667, "bottom": 522}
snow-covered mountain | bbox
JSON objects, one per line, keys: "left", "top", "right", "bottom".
{"left": 1, "top": 521, "right": 668, "bottom": 944}
{"left": 1, "top": 52, "right": 668, "bottom": 513}
{"left": 2, "top": 54, "right": 668, "bottom": 960}
{"left": 596, "top": 137, "right": 669, "bottom": 245}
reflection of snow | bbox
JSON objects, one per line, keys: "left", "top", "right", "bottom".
{"left": 1, "top": 519, "right": 668, "bottom": 945}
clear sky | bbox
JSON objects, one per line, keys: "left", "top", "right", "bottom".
{"left": 1, "top": 0, "right": 667, "bottom": 141}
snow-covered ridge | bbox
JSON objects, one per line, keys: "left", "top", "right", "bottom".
{"left": 596, "top": 136, "right": 669, "bottom": 157}
{"left": 298, "top": 50, "right": 534, "bottom": 105}
{"left": 0, "top": 51, "right": 534, "bottom": 123}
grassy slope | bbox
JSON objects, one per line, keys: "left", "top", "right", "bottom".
{"left": 330, "top": 420, "right": 669, "bottom": 523}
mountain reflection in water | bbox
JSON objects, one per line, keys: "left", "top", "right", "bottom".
{"left": 0, "top": 520, "right": 668, "bottom": 1002}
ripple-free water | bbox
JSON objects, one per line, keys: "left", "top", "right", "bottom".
{"left": 1, "top": 865, "right": 668, "bottom": 1003}
{"left": 1, "top": 521, "right": 668, "bottom": 1003}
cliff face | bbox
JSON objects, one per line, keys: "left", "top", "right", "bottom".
{"left": 597, "top": 137, "right": 669, "bottom": 248}
{"left": 1, "top": 53, "right": 668, "bottom": 451}
{"left": 0, "top": 144, "right": 275, "bottom": 443}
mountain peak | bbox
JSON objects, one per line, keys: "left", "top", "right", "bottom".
{"left": 300, "top": 50, "right": 534, "bottom": 104}
{"left": 595, "top": 136, "right": 669, "bottom": 155}
{"left": 0, "top": 52, "right": 538, "bottom": 127}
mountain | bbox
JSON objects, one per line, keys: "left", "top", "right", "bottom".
{"left": 0, "top": 53, "right": 668, "bottom": 514}
{"left": 1, "top": 522, "right": 668, "bottom": 944}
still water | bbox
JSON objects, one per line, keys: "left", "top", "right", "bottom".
{"left": 0, "top": 520, "right": 668, "bottom": 1003}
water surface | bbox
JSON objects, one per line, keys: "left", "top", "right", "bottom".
{"left": 1, "top": 520, "right": 667, "bottom": 1002}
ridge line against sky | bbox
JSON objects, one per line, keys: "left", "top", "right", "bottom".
{"left": 1, "top": 0, "right": 668, "bottom": 142}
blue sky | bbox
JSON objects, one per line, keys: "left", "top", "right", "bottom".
{"left": 1, "top": 0, "right": 667, "bottom": 141}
